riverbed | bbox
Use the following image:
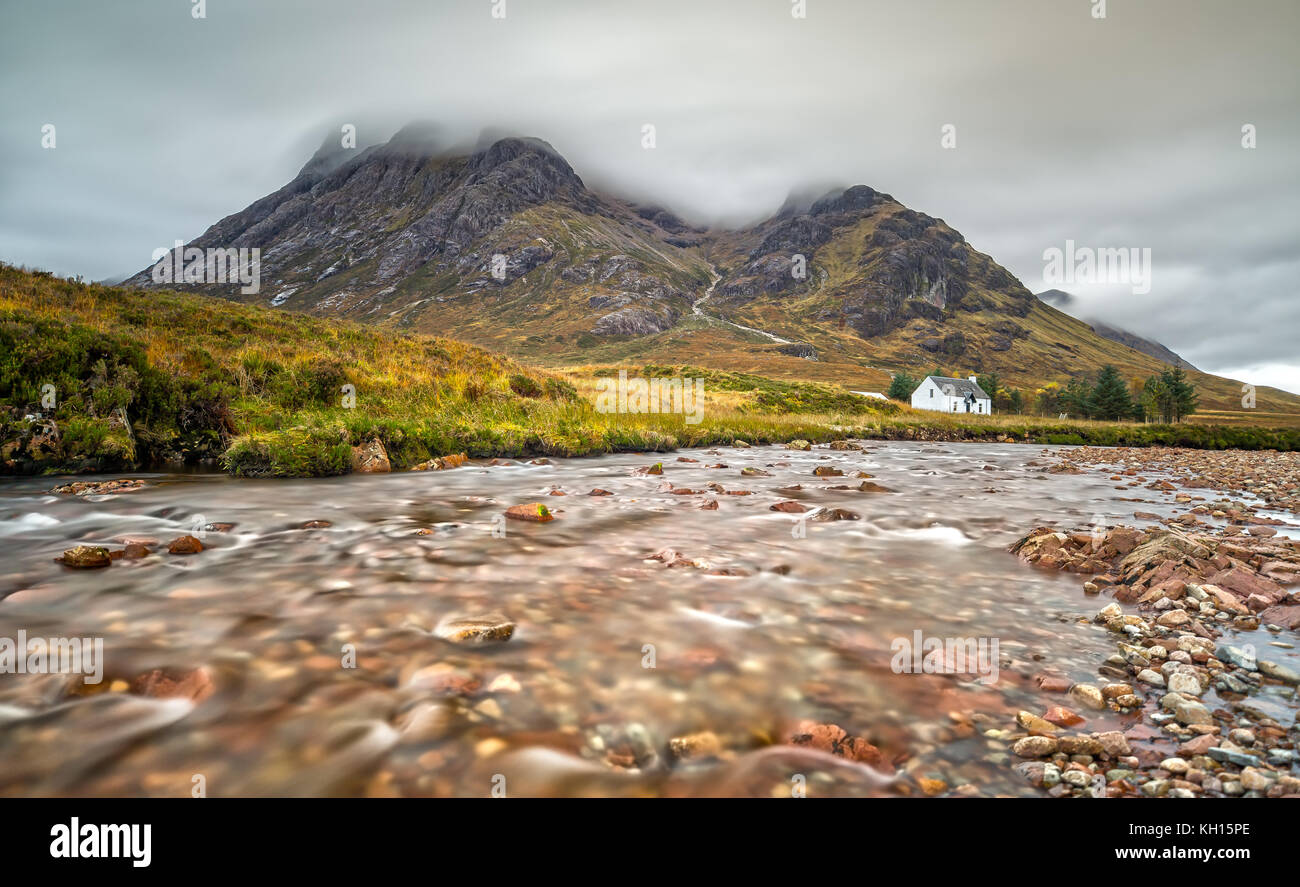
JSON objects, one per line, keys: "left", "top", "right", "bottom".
{"left": 0, "top": 440, "right": 1294, "bottom": 796}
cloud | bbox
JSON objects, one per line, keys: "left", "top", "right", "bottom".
{"left": 1, "top": 0, "right": 1296, "bottom": 389}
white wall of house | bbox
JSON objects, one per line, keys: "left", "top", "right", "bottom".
{"left": 910, "top": 377, "right": 992, "bottom": 415}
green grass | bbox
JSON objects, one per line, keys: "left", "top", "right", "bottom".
{"left": 0, "top": 264, "right": 895, "bottom": 476}
{"left": 4, "top": 263, "right": 1297, "bottom": 478}
{"left": 860, "top": 412, "right": 1300, "bottom": 450}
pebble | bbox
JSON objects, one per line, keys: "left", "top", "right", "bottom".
{"left": 1136, "top": 669, "right": 1165, "bottom": 687}
{"left": 1013, "top": 736, "right": 1059, "bottom": 758}
{"left": 1166, "top": 672, "right": 1202, "bottom": 696}
{"left": 1069, "top": 684, "right": 1105, "bottom": 711}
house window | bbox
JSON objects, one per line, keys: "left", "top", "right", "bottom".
{"left": 930, "top": 388, "right": 934, "bottom": 398}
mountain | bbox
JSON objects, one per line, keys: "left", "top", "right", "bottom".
{"left": 127, "top": 125, "right": 1300, "bottom": 415}
{"left": 126, "top": 125, "right": 712, "bottom": 347}
{"left": 1035, "top": 289, "right": 1197, "bottom": 371}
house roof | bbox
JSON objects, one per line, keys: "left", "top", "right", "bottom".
{"left": 924, "top": 376, "right": 990, "bottom": 399}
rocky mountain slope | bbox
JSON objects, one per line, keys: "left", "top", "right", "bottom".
{"left": 126, "top": 126, "right": 712, "bottom": 348}
{"left": 127, "top": 126, "right": 1300, "bottom": 415}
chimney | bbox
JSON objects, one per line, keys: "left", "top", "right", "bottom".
{"left": 968, "top": 375, "right": 978, "bottom": 384}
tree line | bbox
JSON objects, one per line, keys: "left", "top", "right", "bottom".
{"left": 887, "top": 366, "right": 1198, "bottom": 423}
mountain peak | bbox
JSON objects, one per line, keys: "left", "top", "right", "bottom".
{"left": 1036, "top": 288, "right": 1075, "bottom": 309}
{"left": 381, "top": 120, "right": 452, "bottom": 156}
{"left": 297, "top": 131, "right": 361, "bottom": 182}
{"left": 810, "top": 184, "right": 890, "bottom": 217}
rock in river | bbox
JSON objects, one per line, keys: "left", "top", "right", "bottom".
{"left": 57, "top": 545, "right": 112, "bottom": 569}
{"left": 167, "top": 535, "right": 204, "bottom": 555}
{"left": 505, "top": 503, "right": 554, "bottom": 522}
{"left": 435, "top": 615, "right": 516, "bottom": 644}
{"left": 1013, "top": 736, "right": 1059, "bottom": 758}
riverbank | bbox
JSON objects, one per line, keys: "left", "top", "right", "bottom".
{"left": 5, "top": 265, "right": 1300, "bottom": 479}
{"left": 1003, "top": 446, "right": 1299, "bottom": 797}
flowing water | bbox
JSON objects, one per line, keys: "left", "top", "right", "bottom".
{"left": 0, "top": 441, "right": 1288, "bottom": 797}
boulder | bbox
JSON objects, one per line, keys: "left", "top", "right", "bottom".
{"left": 351, "top": 436, "right": 391, "bottom": 473}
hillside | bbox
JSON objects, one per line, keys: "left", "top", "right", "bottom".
{"left": 1036, "top": 289, "right": 1198, "bottom": 371}
{"left": 0, "top": 265, "right": 902, "bottom": 476}
{"left": 123, "top": 125, "right": 1300, "bottom": 418}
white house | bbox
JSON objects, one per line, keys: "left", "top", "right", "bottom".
{"left": 910, "top": 375, "right": 992, "bottom": 415}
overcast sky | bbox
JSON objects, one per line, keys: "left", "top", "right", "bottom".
{"left": 2, "top": 0, "right": 1296, "bottom": 391}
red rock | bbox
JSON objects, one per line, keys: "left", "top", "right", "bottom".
{"left": 1246, "top": 593, "right": 1274, "bottom": 612}
{"left": 1259, "top": 560, "right": 1300, "bottom": 582}
{"left": 1203, "top": 584, "right": 1249, "bottom": 615}
{"left": 588, "top": 489, "right": 612, "bottom": 496}
{"left": 407, "top": 665, "right": 481, "bottom": 696}
{"left": 505, "top": 503, "right": 554, "bottom": 522}
{"left": 1209, "top": 566, "right": 1285, "bottom": 605}
{"left": 1113, "top": 584, "right": 1143, "bottom": 604}
{"left": 770, "top": 501, "right": 808, "bottom": 513}
{"left": 648, "top": 548, "right": 696, "bottom": 568}
{"left": 131, "top": 667, "right": 215, "bottom": 702}
{"left": 1043, "top": 706, "right": 1085, "bottom": 727}
{"left": 1178, "top": 733, "right": 1218, "bottom": 756}
{"left": 1036, "top": 675, "right": 1073, "bottom": 693}
{"left": 790, "top": 723, "right": 885, "bottom": 768}
{"left": 167, "top": 535, "right": 203, "bottom": 555}
{"left": 1258, "top": 604, "right": 1300, "bottom": 629}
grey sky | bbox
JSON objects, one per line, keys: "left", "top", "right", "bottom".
{"left": 2, "top": 0, "right": 1296, "bottom": 391}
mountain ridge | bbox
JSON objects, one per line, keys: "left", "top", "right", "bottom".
{"left": 124, "top": 125, "right": 1300, "bottom": 415}
{"left": 1035, "top": 288, "right": 1197, "bottom": 372}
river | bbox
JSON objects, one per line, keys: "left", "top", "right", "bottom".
{"left": 0, "top": 440, "right": 1294, "bottom": 796}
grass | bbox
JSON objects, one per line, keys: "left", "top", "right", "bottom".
{"left": 3, "top": 264, "right": 1298, "bottom": 478}
{"left": 0, "top": 265, "right": 897, "bottom": 476}
{"left": 858, "top": 408, "right": 1300, "bottom": 450}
